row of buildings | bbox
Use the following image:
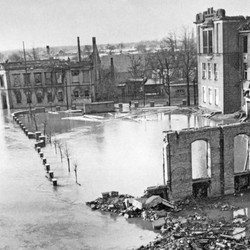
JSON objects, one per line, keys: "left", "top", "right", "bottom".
{"left": 0, "top": 37, "right": 101, "bottom": 110}
{"left": 0, "top": 37, "right": 196, "bottom": 110}
{"left": 196, "top": 7, "right": 250, "bottom": 114}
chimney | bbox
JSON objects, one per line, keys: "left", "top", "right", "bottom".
{"left": 46, "top": 45, "right": 50, "bottom": 57}
{"left": 92, "top": 37, "right": 96, "bottom": 46}
{"left": 77, "top": 36, "right": 81, "bottom": 62}
{"left": 110, "top": 57, "right": 115, "bottom": 80}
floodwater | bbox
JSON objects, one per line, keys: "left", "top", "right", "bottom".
{"left": 0, "top": 105, "right": 243, "bottom": 249}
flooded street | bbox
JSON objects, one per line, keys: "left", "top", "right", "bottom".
{"left": 0, "top": 106, "right": 241, "bottom": 249}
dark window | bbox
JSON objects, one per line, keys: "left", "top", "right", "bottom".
{"left": 84, "top": 90, "right": 89, "bottom": 97}
{"left": 203, "top": 31, "right": 208, "bottom": 54}
{"left": 71, "top": 70, "right": 79, "bottom": 76}
{"left": 37, "top": 92, "right": 43, "bottom": 103}
{"left": 208, "top": 30, "right": 213, "bottom": 53}
{"left": 244, "top": 63, "right": 248, "bottom": 80}
{"left": 34, "top": 73, "right": 42, "bottom": 84}
{"left": 0, "top": 75, "right": 4, "bottom": 87}
{"left": 27, "top": 91, "right": 32, "bottom": 104}
{"left": 47, "top": 92, "right": 53, "bottom": 102}
{"left": 57, "top": 91, "right": 63, "bottom": 102}
{"left": 203, "top": 30, "right": 213, "bottom": 54}
{"left": 15, "top": 90, "right": 22, "bottom": 104}
{"left": 74, "top": 90, "right": 80, "bottom": 98}
{"left": 24, "top": 73, "right": 31, "bottom": 85}
{"left": 243, "top": 36, "right": 248, "bottom": 53}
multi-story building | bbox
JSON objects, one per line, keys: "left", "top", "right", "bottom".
{"left": 195, "top": 8, "right": 249, "bottom": 114}
{"left": 239, "top": 21, "right": 250, "bottom": 116}
{"left": 0, "top": 37, "right": 100, "bottom": 110}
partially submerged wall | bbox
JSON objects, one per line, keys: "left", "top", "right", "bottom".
{"left": 164, "top": 122, "right": 250, "bottom": 201}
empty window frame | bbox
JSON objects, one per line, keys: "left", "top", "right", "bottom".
{"left": 202, "top": 86, "right": 206, "bottom": 103}
{"left": 202, "top": 63, "right": 206, "bottom": 79}
{"left": 208, "top": 87, "right": 212, "bottom": 104}
{"left": 243, "top": 36, "right": 248, "bottom": 53}
{"left": 215, "top": 88, "right": 219, "bottom": 106}
{"left": 214, "top": 63, "right": 218, "bottom": 80}
{"left": 203, "top": 30, "right": 213, "bottom": 54}
{"left": 208, "top": 63, "right": 212, "bottom": 80}
{"left": 244, "top": 63, "right": 248, "bottom": 80}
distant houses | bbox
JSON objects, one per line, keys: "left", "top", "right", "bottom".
{"left": 0, "top": 38, "right": 101, "bottom": 110}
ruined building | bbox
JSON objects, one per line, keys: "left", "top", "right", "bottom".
{"left": 195, "top": 8, "right": 250, "bottom": 114}
{"left": 0, "top": 37, "right": 101, "bottom": 110}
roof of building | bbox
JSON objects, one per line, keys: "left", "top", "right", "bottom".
{"left": 195, "top": 7, "right": 246, "bottom": 24}
{"left": 101, "top": 53, "right": 147, "bottom": 73}
{"left": 1, "top": 58, "right": 93, "bottom": 71}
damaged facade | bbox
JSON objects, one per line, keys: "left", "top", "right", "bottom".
{"left": 0, "top": 37, "right": 101, "bottom": 110}
{"left": 195, "top": 8, "right": 250, "bottom": 114}
{"left": 164, "top": 122, "right": 250, "bottom": 201}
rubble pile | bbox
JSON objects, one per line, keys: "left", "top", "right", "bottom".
{"left": 86, "top": 193, "right": 134, "bottom": 215}
{"left": 86, "top": 192, "right": 175, "bottom": 220}
{"left": 138, "top": 213, "right": 250, "bottom": 249}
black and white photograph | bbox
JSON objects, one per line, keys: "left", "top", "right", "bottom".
{"left": 1, "top": 0, "right": 250, "bottom": 249}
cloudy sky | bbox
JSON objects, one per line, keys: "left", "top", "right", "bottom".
{"left": 1, "top": 0, "right": 250, "bottom": 51}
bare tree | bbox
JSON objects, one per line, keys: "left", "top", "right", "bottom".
{"left": 106, "top": 44, "right": 116, "bottom": 55}
{"left": 98, "top": 66, "right": 117, "bottom": 101}
{"left": 42, "top": 117, "right": 47, "bottom": 136}
{"left": 64, "top": 143, "right": 71, "bottom": 172}
{"left": 146, "top": 34, "right": 180, "bottom": 105}
{"left": 53, "top": 138, "right": 59, "bottom": 154}
{"left": 57, "top": 141, "right": 64, "bottom": 163}
{"left": 73, "top": 162, "right": 78, "bottom": 183}
{"left": 136, "top": 43, "right": 147, "bottom": 53}
{"left": 127, "top": 54, "right": 145, "bottom": 78}
{"left": 8, "top": 51, "right": 24, "bottom": 62}
{"left": 27, "top": 47, "right": 40, "bottom": 60}
{"left": 179, "top": 28, "right": 197, "bottom": 106}
{"left": 0, "top": 52, "right": 5, "bottom": 62}
{"left": 83, "top": 45, "right": 92, "bottom": 56}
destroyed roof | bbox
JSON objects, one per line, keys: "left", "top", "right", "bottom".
{"left": 1, "top": 58, "right": 93, "bottom": 71}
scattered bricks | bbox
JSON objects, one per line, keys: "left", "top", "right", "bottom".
{"left": 34, "top": 142, "right": 39, "bottom": 148}
{"left": 35, "top": 131, "right": 42, "bottom": 141}
{"left": 102, "top": 192, "right": 110, "bottom": 199}
{"left": 124, "top": 213, "right": 130, "bottom": 219}
{"left": 49, "top": 171, "right": 54, "bottom": 179}
{"left": 39, "top": 152, "right": 44, "bottom": 158}
{"left": 24, "top": 129, "right": 28, "bottom": 135}
{"left": 37, "top": 147, "right": 41, "bottom": 153}
{"left": 45, "top": 164, "right": 50, "bottom": 172}
{"left": 43, "top": 158, "right": 47, "bottom": 165}
{"left": 52, "top": 178, "right": 57, "bottom": 186}
{"left": 27, "top": 132, "right": 35, "bottom": 139}
{"left": 152, "top": 217, "right": 166, "bottom": 230}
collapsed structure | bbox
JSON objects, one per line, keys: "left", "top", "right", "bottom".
{"left": 0, "top": 37, "right": 101, "bottom": 110}
{"left": 164, "top": 121, "right": 250, "bottom": 201}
